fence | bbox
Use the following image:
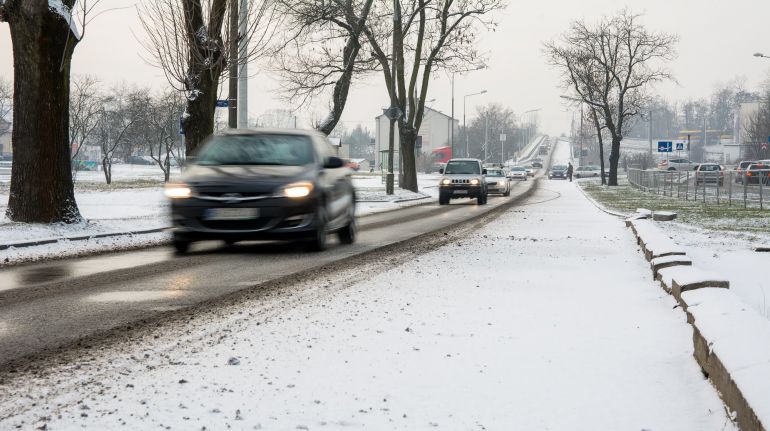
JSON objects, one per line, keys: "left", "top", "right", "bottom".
{"left": 627, "top": 168, "right": 770, "bottom": 210}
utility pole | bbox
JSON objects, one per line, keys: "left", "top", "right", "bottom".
{"left": 386, "top": 0, "right": 400, "bottom": 195}
{"left": 237, "top": 0, "right": 248, "bottom": 128}
{"left": 483, "top": 115, "right": 489, "bottom": 163}
{"left": 228, "top": 0, "right": 239, "bottom": 128}
{"left": 450, "top": 73, "right": 455, "bottom": 156}
{"left": 648, "top": 109, "right": 653, "bottom": 158}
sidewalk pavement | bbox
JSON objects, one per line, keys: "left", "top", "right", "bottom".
{"left": 0, "top": 177, "right": 734, "bottom": 430}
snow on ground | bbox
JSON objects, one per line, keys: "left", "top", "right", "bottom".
{"left": 661, "top": 222, "right": 770, "bottom": 320}
{"left": 0, "top": 143, "right": 734, "bottom": 430}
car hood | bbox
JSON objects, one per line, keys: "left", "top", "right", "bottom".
{"left": 182, "top": 164, "right": 314, "bottom": 193}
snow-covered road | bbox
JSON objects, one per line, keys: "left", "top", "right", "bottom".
{"left": 0, "top": 143, "right": 733, "bottom": 430}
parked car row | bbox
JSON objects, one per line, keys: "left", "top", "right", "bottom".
{"left": 734, "top": 160, "right": 770, "bottom": 185}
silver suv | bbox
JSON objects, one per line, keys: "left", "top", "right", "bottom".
{"left": 438, "top": 158, "right": 488, "bottom": 205}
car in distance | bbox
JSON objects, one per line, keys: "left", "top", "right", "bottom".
{"left": 438, "top": 158, "right": 488, "bottom": 205}
{"left": 659, "top": 158, "right": 697, "bottom": 171}
{"left": 575, "top": 165, "right": 601, "bottom": 178}
{"left": 523, "top": 164, "right": 536, "bottom": 177}
{"left": 734, "top": 160, "right": 756, "bottom": 183}
{"left": 485, "top": 167, "right": 510, "bottom": 196}
{"left": 166, "top": 129, "right": 356, "bottom": 253}
{"left": 531, "top": 159, "right": 544, "bottom": 168}
{"left": 694, "top": 163, "right": 723, "bottom": 186}
{"left": 548, "top": 165, "right": 568, "bottom": 180}
{"left": 508, "top": 166, "right": 528, "bottom": 181}
{"left": 745, "top": 163, "right": 770, "bottom": 185}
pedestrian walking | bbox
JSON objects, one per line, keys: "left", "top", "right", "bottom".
{"left": 567, "top": 162, "right": 574, "bottom": 182}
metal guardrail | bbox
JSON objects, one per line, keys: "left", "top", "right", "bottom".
{"left": 627, "top": 168, "right": 770, "bottom": 209}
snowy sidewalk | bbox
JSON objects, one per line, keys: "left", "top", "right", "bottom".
{"left": 0, "top": 178, "right": 733, "bottom": 430}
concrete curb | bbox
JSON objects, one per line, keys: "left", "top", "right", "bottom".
{"left": 626, "top": 219, "right": 768, "bottom": 431}
{"left": 0, "top": 227, "right": 169, "bottom": 251}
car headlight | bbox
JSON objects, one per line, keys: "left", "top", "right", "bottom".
{"left": 440, "top": 177, "right": 451, "bottom": 186}
{"left": 470, "top": 178, "right": 480, "bottom": 185}
{"left": 165, "top": 183, "right": 192, "bottom": 199}
{"left": 498, "top": 181, "right": 506, "bottom": 186}
{"left": 281, "top": 182, "right": 314, "bottom": 198}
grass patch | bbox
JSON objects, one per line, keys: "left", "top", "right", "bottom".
{"left": 580, "top": 177, "right": 770, "bottom": 233}
{"left": 73, "top": 179, "right": 166, "bottom": 192}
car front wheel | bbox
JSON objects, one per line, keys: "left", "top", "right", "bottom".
{"left": 307, "top": 207, "right": 328, "bottom": 252}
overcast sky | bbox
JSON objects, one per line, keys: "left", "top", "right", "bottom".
{"left": 2, "top": 0, "right": 770, "bottom": 135}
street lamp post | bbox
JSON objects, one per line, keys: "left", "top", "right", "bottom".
{"left": 463, "top": 90, "right": 487, "bottom": 157}
{"left": 385, "top": 0, "right": 401, "bottom": 195}
{"left": 517, "top": 108, "right": 540, "bottom": 158}
{"left": 450, "top": 65, "right": 485, "bottom": 157}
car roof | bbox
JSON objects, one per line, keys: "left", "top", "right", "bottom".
{"left": 448, "top": 158, "right": 482, "bottom": 162}
{"left": 220, "top": 128, "right": 326, "bottom": 138}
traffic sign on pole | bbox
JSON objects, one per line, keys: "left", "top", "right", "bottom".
{"left": 657, "top": 141, "right": 673, "bottom": 153}
{"left": 675, "top": 142, "right": 684, "bottom": 151}
{"left": 216, "top": 100, "right": 229, "bottom": 108}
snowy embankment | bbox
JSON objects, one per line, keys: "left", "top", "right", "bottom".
{"left": 0, "top": 169, "right": 439, "bottom": 266}
{"left": 627, "top": 217, "right": 770, "bottom": 430}
{"left": 0, "top": 168, "right": 733, "bottom": 430}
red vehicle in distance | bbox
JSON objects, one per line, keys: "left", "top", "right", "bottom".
{"left": 430, "top": 146, "right": 452, "bottom": 173}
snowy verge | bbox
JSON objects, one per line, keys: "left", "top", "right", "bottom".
{"left": 682, "top": 288, "right": 770, "bottom": 431}
{"left": 627, "top": 215, "right": 770, "bottom": 430}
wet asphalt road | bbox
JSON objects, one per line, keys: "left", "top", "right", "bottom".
{"left": 0, "top": 180, "right": 536, "bottom": 367}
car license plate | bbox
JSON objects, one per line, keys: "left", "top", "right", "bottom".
{"left": 454, "top": 190, "right": 467, "bottom": 195}
{"left": 205, "top": 207, "right": 259, "bottom": 220}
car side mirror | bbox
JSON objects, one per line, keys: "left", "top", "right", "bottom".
{"left": 439, "top": 168, "right": 444, "bottom": 174}
{"left": 482, "top": 169, "right": 488, "bottom": 175}
{"left": 324, "top": 156, "right": 344, "bottom": 169}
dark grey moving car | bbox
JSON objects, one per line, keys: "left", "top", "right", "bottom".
{"left": 167, "top": 129, "right": 356, "bottom": 253}
{"left": 549, "top": 165, "right": 568, "bottom": 179}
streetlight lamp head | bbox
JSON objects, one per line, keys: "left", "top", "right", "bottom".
{"left": 480, "top": 90, "right": 488, "bottom": 94}
{"left": 754, "top": 52, "right": 765, "bottom": 57}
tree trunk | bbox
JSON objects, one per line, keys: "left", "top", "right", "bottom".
{"left": 608, "top": 135, "right": 621, "bottom": 186}
{"left": 182, "top": 73, "right": 220, "bottom": 157}
{"left": 398, "top": 126, "right": 418, "bottom": 192}
{"left": 102, "top": 158, "right": 112, "bottom": 184}
{"left": 590, "top": 109, "right": 607, "bottom": 185}
{"left": 6, "top": 3, "right": 82, "bottom": 223}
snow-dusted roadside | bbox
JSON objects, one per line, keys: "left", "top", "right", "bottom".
{"left": 0, "top": 165, "right": 734, "bottom": 429}
{"left": 663, "top": 223, "right": 770, "bottom": 321}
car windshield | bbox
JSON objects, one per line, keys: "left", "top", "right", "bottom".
{"left": 444, "top": 161, "right": 480, "bottom": 174}
{"left": 196, "top": 134, "right": 315, "bottom": 166}
{"left": 740, "top": 162, "right": 755, "bottom": 169}
{"left": 511, "top": 167, "right": 525, "bottom": 171}
{"left": 552, "top": 165, "right": 567, "bottom": 170}
{"left": 487, "top": 170, "right": 504, "bottom": 177}
{"left": 700, "top": 165, "right": 719, "bottom": 171}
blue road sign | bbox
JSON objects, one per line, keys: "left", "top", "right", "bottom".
{"left": 657, "top": 141, "right": 673, "bottom": 153}
{"left": 675, "top": 142, "right": 684, "bottom": 151}
{"left": 216, "top": 100, "right": 229, "bottom": 108}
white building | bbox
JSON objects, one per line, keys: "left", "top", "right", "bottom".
{"left": 374, "top": 107, "right": 458, "bottom": 170}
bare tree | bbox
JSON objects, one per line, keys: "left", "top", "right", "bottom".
{"left": 274, "top": 0, "right": 376, "bottom": 136}
{"left": 146, "top": 90, "right": 186, "bottom": 182}
{"left": 95, "top": 86, "right": 143, "bottom": 184}
{"left": 0, "top": 0, "right": 101, "bottom": 222}
{"left": 138, "top": 0, "right": 279, "bottom": 156}
{"left": 544, "top": 10, "right": 678, "bottom": 185}
{"left": 69, "top": 75, "right": 102, "bottom": 163}
{"left": 743, "top": 93, "right": 770, "bottom": 161}
{"left": 364, "top": 0, "right": 505, "bottom": 191}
